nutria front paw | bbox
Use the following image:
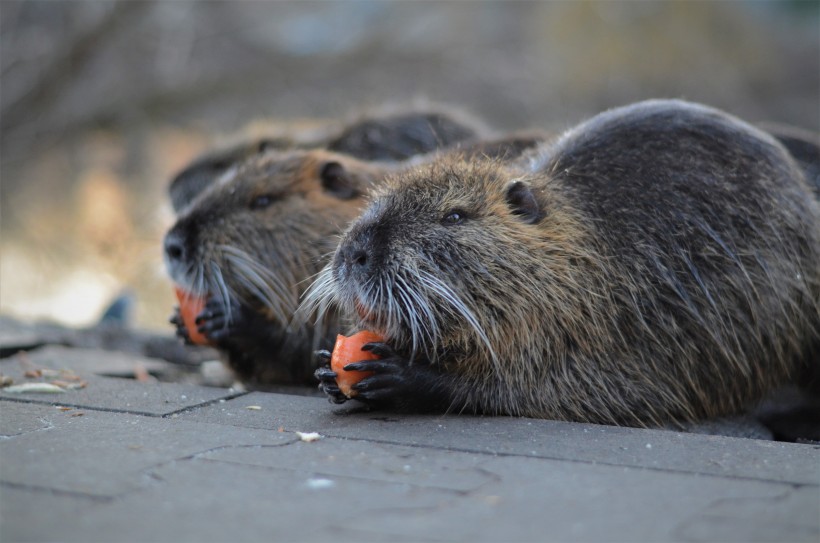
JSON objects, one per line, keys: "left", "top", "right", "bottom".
{"left": 194, "top": 297, "right": 243, "bottom": 343}
{"left": 169, "top": 306, "right": 192, "bottom": 344}
{"left": 314, "top": 349, "right": 348, "bottom": 404}
{"left": 343, "top": 342, "right": 442, "bottom": 410}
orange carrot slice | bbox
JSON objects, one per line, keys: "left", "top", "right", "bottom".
{"left": 330, "top": 330, "right": 384, "bottom": 397}
{"left": 173, "top": 286, "right": 210, "bottom": 346}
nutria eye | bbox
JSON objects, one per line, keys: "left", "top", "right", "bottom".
{"left": 441, "top": 211, "right": 466, "bottom": 226}
{"left": 249, "top": 194, "right": 275, "bottom": 210}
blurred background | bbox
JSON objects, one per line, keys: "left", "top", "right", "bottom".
{"left": 2, "top": 0, "right": 818, "bottom": 332}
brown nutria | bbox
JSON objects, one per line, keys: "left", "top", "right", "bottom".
{"left": 306, "top": 99, "right": 820, "bottom": 427}
{"left": 165, "top": 149, "right": 386, "bottom": 385}
{"left": 168, "top": 106, "right": 489, "bottom": 214}
{"left": 164, "top": 132, "right": 546, "bottom": 387}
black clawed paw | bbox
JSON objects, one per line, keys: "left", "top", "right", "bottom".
{"left": 316, "top": 349, "right": 332, "bottom": 363}
{"left": 194, "top": 298, "right": 235, "bottom": 342}
{"left": 314, "top": 366, "right": 347, "bottom": 404}
{"left": 361, "top": 342, "right": 397, "bottom": 358}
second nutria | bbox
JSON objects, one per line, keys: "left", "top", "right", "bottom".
{"left": 165, "top": 149, "right": 385, "bottom": 385}
{"left": 307, "top": 99, "right": 820, "bottom": 427}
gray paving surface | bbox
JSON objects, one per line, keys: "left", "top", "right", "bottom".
{"left": 1, "top": 350, "right": 818, "bottom": 542}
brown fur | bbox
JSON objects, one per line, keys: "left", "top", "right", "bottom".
{"left": 165, "top": 149, "right": 385, "bottom": 385}
{"left": 164, "top": 132, "right": 545, "bottom": 387}
{"left": 307, "top": 99, "right": 820, "bottom": 427}
{"left": 168, "top": 105, "right": 490, "bottom": 214}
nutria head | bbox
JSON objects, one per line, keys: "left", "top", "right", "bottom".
{"left": 305, "top": 157, "right": 600, "bottom": 366}
{"left": 164, "top": 148, "right": 384, "bottom": 330}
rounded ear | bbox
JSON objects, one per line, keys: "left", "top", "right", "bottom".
{"left": 320, "top": 161, "right": 359, "bottom": 200}
{"left": 505, "top": 180, "right": 542, "bottom": 224}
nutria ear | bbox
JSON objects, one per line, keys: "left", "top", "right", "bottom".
{"left": 505, "top": 180, "right": 541, "bottom": 224}
{"left": 320, "top": 161, "right": 359, "bottom": 200}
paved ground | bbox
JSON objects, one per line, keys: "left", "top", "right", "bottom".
{"left": 1, "top": 339, "right": 818, "bottom": 542}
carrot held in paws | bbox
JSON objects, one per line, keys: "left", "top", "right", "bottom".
{"left": 330, "top": 331, "right": 384, "bottom": 397}
{"left": 173, "top": 286, "right": 210, "bottom": 346}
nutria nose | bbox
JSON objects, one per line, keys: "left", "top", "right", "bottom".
{"left": 338, "top": 243, "right": 370, "bottom": 272}
{"left": 351, "top": 249, "right": 368, "bottom": 267}
{"left": 164, "top": 231, "right": 185, "bottom": 262}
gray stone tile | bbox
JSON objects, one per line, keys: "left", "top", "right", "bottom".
{"left": 333, "top": 454, "right": 814, "bottom": 543}
{"left": 2, "top": 377, "right": 817, "bottom": 543}
{"left": 7, "top": 458, "right": 458, "bottom": 543}
{"left": 0, "top": 401, "right": 60, "bottom": 437}
{"left": 181, "top": 392, "right": 820, "bottom": 485}
{"left": 0, "top": 485, "right": 108, "bottom": 543}
{"left": 5, "top": 428, "right": 815, "bottom": 543}
{"left": 0, "top": 371, "right": 242, "bottom": 416}
{"left": 0, "top": 408, "right": 295, "bottom": 497}
{"left": 200, "top": 438, "right": 496, "bottom": 493}
{"left": 671, "top": 485, "right": 820, "bottom": 543}
{"left": 461, "top": 455, "right": 817, "bottom": 543}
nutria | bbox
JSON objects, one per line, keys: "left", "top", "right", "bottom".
{"left": 307, "top": 99, "right": 820, "bottom": 427}
{"left": 165, "top": 149, "right": 386, "bottom": 385}
{"left": 168, "top": 106, "right": 488, "bottom": 214}
{"left": 164, "top": 132, "right": 545, "bottom": 387}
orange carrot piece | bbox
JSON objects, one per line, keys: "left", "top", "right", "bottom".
{"left": 330, "top": 331, "right": 384, "bottom": 397}
{"left": 174, "top": 286, "right": 210, "bottom": 346}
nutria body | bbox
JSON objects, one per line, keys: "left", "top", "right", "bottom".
{"left": 308, "top": 99, "right": 820, "bottom": 427}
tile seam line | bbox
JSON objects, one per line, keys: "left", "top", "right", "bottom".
{"left": 0, "top": 480, "right": 115, "bottom": 503}
{"left": 0, "top": 391, "right": 251, "bottom": 418}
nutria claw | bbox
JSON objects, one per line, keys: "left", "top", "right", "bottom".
{"left": 194, "top": 297, "right": 239, "bottom": 343}
{"left": 348, "top": 354, "right": 415, "bottom": 402}
{"left": 350, "top": 356, "right": 446, "bottom": 410}
{"left": 316, "top": 349, "right": 332, "bottom": 362}
{"left": 360, "top": 342, "right": 396, "bottom": 358}
{"left": 314, "top": 366, "right": 347, "bottom": 404}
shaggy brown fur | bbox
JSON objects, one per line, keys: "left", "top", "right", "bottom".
{"left": 165, "top": 133, "right": 546, "bottom": 386}
{"left": 167, "top": 106, "right": 490, "bottom": 214}
{"left": 165, "top": 149, "right": 385, "bottom": 385}
{"left": 307, "top": 99, "right": 820, "bottom": 427}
